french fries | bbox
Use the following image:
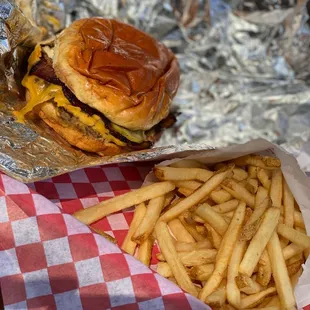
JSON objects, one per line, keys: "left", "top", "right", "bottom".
{"left": 155, "top": 221, "right": 198, "bottom": 296}
{"left": 168, "top": 218, "right": 196, "bottom": 243}
{"left": 178, "top": 249, "right": 217, "bottom": 266}
{"left": 267, "top": 232, "right": 296, "bottom": 308}
{"left": 257, "top": 168, "right": 271, "bottom": 190}
{"left": 174, "top": 239, "right": 212, "bottom": 252}
{"left": 283, "top": 180, "right": 295, "bottom": 229}
{"left": 121, "top": 203, "right": 146, "bottom": 254}
{"left": 157, "top": 262, "right": 172, "bottom": 278}
{"left": 232, "top": 168, "right": 249, "bottom": 181}
{"left": 232, "top": 155, "right": 281, "bottom": 169}
{"left": 205, "top": 223, "right": 222, "bottom": 249}
{"left": 212, "top": 199, "right": 240, "bottom": 213}
{"left": 132, "top": 196, "right": 165, "bottom": 244}
{"left": 190, "top": 264, "right": 215, "bottom": 281}
{"left": 173, "top": 180, "right": 202, "bottom": 191}
{"left": 78, "top": 153, "right": 308, "bottom": 309}
{"left": 236, "top": 275, "right": 262, "bottom": 295}
{"left": 270, "top": 169, "right": 282, "bottom": 208}
{"left": 222, "top": 179, "right": 255, "bottom": 209}
{"left": 199, "top": 202, "right": 246, "bottom": 302}
{"left": 257, "top": 250, "right": 272, "bottom": 287}
{"left": 138, "top": 236, "right": 154, "bottom": 266}
{"left": 239, "top": 207, "right": 280, "bottom": 277}
{"left": 277, "top": 224, "right": 310, "bottom": 248}
{"left": 179, "top": 215, "right": 206, "bottom": 241}
{"left": 239, "top": 287, "right": 276, "bottom": 309}
{"left": 210, "top": 189, "right": 233, "bottom": 204}
{"left": 196, "top": 203, "right": 229, "bottom": 235}
{"left": 227, "top": 240, "right": 246, "bottom": 308}
{"left": 160, "top": 166, "right": 234, "bottom": 222}
{"left": 73, "top": 181, "right": 175, "bottom": 224}
{"left": 248, "top": 166, "right": 258, "bottom": 179}
{"left": 154, "top": 166, "right": 213, "bottom": 182}
{"left": 205, "top": 280, "right": 227, "bottom": 308}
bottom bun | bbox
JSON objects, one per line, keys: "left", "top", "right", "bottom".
{"left": 39, "top": 102, "right": 123, "bottom": 156}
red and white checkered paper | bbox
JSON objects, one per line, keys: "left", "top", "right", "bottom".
{"left": 0, "top": 162, "right": 208, "bottom": 310}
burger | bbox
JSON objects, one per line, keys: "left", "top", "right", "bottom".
{"left": 15, "top": 17, "right": 180, "bottom": 155}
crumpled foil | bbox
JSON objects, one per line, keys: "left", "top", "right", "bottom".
{"left": 1, "top": 0, "right": 310, "bottom": 182}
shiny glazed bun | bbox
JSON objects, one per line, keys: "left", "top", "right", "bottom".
{"left": 53, "top": 18, "right": 180, "bottom": 131}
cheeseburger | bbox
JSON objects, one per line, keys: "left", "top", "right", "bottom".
{"left": 15, "top": 17, "right": 180, "bottom": 155}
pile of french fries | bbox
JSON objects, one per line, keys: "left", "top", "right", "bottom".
{"left": 73, "top": 154, "right": 310, "bottom": 309}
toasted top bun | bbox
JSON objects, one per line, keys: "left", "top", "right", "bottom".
{"left": 53, "top": 18, "right": 180, "bottom": 131}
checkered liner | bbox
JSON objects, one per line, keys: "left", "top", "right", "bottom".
{"left": 0, "top": 163, "right": 208, "bottom": 310}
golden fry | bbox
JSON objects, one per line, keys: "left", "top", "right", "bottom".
{"left": 210, "top": 189, "right": 233, "bottom": 204}
{"left": 205, "top": 280, "right": 227, "bottom": 308}
{"left": 199, "top": 202, "right": 246, "bottom": 302}
{"left": 155, "top": 222, "right": 198, "bottom": 296}
{"left": 163, "top": 191, "right": 175, "bottom": 208}
{"left": 196, "top": 224, "right": 207, "bottom": 236}
{"left": 290, "top": 268, "right": 302, "bottom": 290}
{"left": 239, "top": 207, "right": 280, "bottom": 277}
{"left": 156, "top": 262, "right": 173, "bottom": 278}
{"left": 257, "top": 250, "right": 272, "bottom": 287}
{"left": 227, "top": 240, "right": 246, "bottom": 308}
{"left": 294, "top": 210, "right": 306, "bottom": 229}
{"left": 154, "top": 166, "right": 213, "bottom": 182}
{"left": 232, "top": 168, "right": 248, "bottom": 181}
{"left": 175, "top": 239, "right": 212, "bottom": 252}
{"left": 255, "top": 186, "right": 268, "bottom": 208}
{"left": 160, "top": 166, "right": 234, "bottom": 222}
{"left": 178, "top": 249, "right": 217, "bottom": 266}
{"left": 133, "top": 196, "right": 165, "bottom": 244}
{"left": 121, "top": 203, "right": 147, "bottom": 255}
{"left": 239, "top": 287, "right": 276, "bottom": 309}
{"left": 245, "top": 178, "right": 259, "bottom": 194}
{"left": 267, "top": 232, "right": 296, "bottom": 308}
{"left": 270, "top": 169, "right": 283, "bottom": 208}
{"left": 233, "top": 155, "right": 281, "bottom": 169}
{"left": 196, "top": 203, "right": 229, "bottom": 236}
{"left": 287, "top": 258, "right": 304, "bottom": 277}
{"left": 222, "top": 179, "right": 255, "bottom": 209}
{"left": 177, "top": 187, "right": 194, "bottom": 197}
{"left": 296, "top": 227, "right": 310, "bottom": 259}
{"left": 138, "top": 236, "right": 154, "bottom": 266}
{"left": 282, "top": 243, "right": 304, "bottom": 261}
{"left": 179, "top": 216, "right": 205, "bottom": 241}
{"left": 212, "top": 199, "right": 240, "bottom": 213}
{"left": 277, "top": 224, "right": 310, "bottom": 248}
{"left": 192, "top": 264, "right": 215, "bottom": 281}
{"left": 74, "top": 181, "right": 175, "bottom": 224}
{"left": 168, "top": 218, "right": 195, "bottom": 243}
{"left": 257, "top": 169, "right": 271, "bottom": 191}
{"left": 240, "top": 196, "right": 270, "bottom": 241}
{"left": 283, "top": 179, "right": 295, "bottom": 229}
{"left": 173, "top": 180, "right": 202, "bottom": 191}
{"left": 236, "top": 274, "right": 262, "bottom": 295}
{"left": 192, "top": 214, "right": 205, "bottom": 223}
{"left": 205, "top": 223, "right": 223, "bottom": 250}
{"left": 248, "top": 166, "right": 258, "bottom": 178}
{"left": 156, "top": 252, "right": 165, "bottom": 261}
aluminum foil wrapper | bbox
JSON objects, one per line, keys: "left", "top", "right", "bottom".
{"left": 1, "top": 0, "right": 310, "bottom": 182}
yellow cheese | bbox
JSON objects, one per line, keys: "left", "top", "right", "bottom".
{"left": 14, "top": 45, "right": 125, "bottom": 147}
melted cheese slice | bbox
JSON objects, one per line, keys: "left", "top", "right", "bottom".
{"left": 14, "top": 45, "right": 126, "bottom": 146}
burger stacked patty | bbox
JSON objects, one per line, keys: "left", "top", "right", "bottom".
{"left": 29, "top": 48, "right": 176, "bottom": 151}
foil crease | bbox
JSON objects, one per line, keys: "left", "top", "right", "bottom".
{"left": 0, "top": 0, "right": 310, "bottom": 182}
